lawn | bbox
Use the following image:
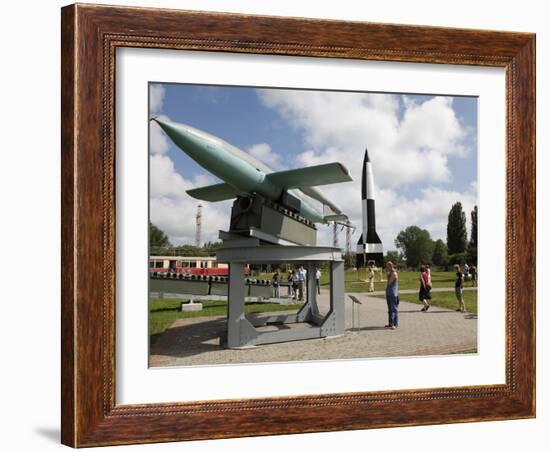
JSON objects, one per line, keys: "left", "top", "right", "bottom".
{"left": 342, "top": 270, "right": 466, "bottom": 292}
{"left": 255, "top": 269, "right": 474, "bottom": 292}
{"left": 149, "top": 297, "right": 301, "bottom": 345}
{"left": 373, "top": 290, "right": 478, "bottom": 314}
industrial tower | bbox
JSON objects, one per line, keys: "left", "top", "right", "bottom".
{"left": 346, "top": 220, "right": 352, "bottom": 255}
{"left": 195, "top": 204, "right": 202, "bottom": 247}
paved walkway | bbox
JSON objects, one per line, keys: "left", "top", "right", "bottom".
{"left": 150, "top": 289, "right": 477, "bottom": 367}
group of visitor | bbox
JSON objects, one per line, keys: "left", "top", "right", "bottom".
{"left": 384, "top": 261, "right": 474, "bottom": 329}
{"left": 462, "top": 263, "right": 477, "bottom": 286}
{"left": 271, "top": 266, "right": 322, "bottom": 301}
{"left": 274, "top": 258, "right": 473, "bottom": 329}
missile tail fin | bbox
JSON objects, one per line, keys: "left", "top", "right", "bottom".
{"left": 357, "top": 233, "right": 363, "bottom": 245}
{"left": 187, "top": 183, "right": 240, "bottom": 202}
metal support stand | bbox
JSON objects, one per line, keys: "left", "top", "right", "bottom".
{"left": 218, "top": 243, "right": 345, "bottom": 348}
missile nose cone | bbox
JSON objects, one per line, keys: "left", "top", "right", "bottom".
{"left": 363, "top": 147, "right": 370, "bottom": 163}
{"left": 151, "top": 116, "right": 172, "bottom": 132}
{"left": 151, "top": 117, "right": 197, "bottom": 151}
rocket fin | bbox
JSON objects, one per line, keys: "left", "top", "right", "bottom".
{"left": 266, "top": 162, "right": 352, "bottom": 190}
{"left": 186, "top": 182, "right": 241, "bottom": 202}
{"left": 322, "top": 204, "right": 348, "bottom": 222}
{"left": 325, "top": 214, "right": 348, "bottom": 222}
{"left": 357, "top": 233, "right": 363, "bottom": 245}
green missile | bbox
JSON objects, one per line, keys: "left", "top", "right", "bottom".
{"left": 152, "top": 118, "right": 352, "bottom": 224}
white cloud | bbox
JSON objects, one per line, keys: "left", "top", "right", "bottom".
{"left": 257, "top": 90, "right": 470, "bottom": 187}
{"left": 149, "top": 115, "right": 171, "bottom": 155}
{"left": 149, "top": 84, "right": 170, "bottom": 155}
{"left": 246, "top": 143, "right": 282, "bottom": 169}
{"left": 376, "top": 185, "right": 477, "bottom": 250}
{"left": 149, "top": 84, "right": 165, "bottom": 114}
{"left": 397, "top": 96, "right": 468, "bottom": 157}
{"left": 149, "top": 154, "right": 231, "bottom": 245}
{"left": 149, "top": 122, "right": 170, "bottom": 155}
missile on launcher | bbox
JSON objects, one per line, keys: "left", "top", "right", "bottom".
{"left": 152, "top": 118, "right": 352, "bottom": 227}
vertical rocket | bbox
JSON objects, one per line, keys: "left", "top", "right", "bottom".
{"left": 356, "top": 147, "right": 383, "bottom": 267}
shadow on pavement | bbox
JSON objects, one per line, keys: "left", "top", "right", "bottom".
{"left": 347, "top": 326, "right": 388, "bottom": 332}
{"left": 151, "top": 312, "right": 300, "bottom": 360}
{"left": 151, "top": 316, "right": 226, "bottom": 359}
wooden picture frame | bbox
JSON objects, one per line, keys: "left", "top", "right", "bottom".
{"left": 61, "top": 3, "right": 535, "bottom": 447}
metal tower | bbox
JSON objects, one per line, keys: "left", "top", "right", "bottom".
{"left": 332, "top": 222, "right": 339, "bottom": 248}
{"left": 195, "top": 204, "right": 202, "bottom": 247}
{"left": 346, "top": 220, "right": 352, "bottom": 255}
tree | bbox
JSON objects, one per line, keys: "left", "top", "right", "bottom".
{"left": 203, "top": 241, "right": 224, "bottom": 256}
{"left": 384, "top": 250, "right": 405, "bottom": 267}
{"left": 467, "top": 206, "right": 478, "bottom": 264}
{"left": 149, "top": 222, "right": 171, "bottom": 248}
{"left": 446, "top": 202, "right": 468, "bottom": 254}
{"left": 170, "top": 245, "right": 206, "bottom": 256}
{"left": 432, "top": 239, "right": 449, "bottom": 267}
{"left": 343, "top": 252, "right": 356, "bottom": 269}
{"left": 449, "top": 252, "right": 468, "bottom": 267}
{"left": 394, "top": 226, "right": 435, "bottom": 269}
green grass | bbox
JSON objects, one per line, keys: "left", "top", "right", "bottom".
{"left": 343, "top": 270, "right": 471, "bottom": 292}
{"left": 254, "top": 270, "right": 471, "bottom": 292}
{"left": 374, "top": 290, "right": 478, "bottom": 314}
{"left": 149, "top": 297, "right": 301, "bottom": 345}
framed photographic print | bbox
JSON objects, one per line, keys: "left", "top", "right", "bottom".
{"left": 61, "top": 3, "right": 535, "bottom": 447}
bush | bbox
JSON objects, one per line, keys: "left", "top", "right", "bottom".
{"left": 448, "top": 252, "right": 468, "bottom": 268}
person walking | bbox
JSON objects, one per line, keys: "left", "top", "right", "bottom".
{"left": 367, "top": 266, "right": 375, "bottom": 292}
{"left": 290, "top": 270, "right": 298, "bottom": 300}
{"left": 315, "top": 268, "right": 321, "bottom": 295}
{"left": 286, "top": 270, "right": 293, "bottom": 296}
{"left": 385, "top": 261, "right": 399, "bottom": 329}
{"left": 454, "top": 264, "right": 466, "bottom": 312}
{"left": 272, "top": 269, "right": 281, "bottom": 298}
{"left": 419, "top": 265, "right": 431, "bottom": 311}
{"left": 297, "top": 266, "right": 306, "bottom": 301}
{"left": 470, "top": 265, "right": 477, "bottom": 287}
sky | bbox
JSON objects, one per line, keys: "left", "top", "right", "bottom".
{"left": 149, "top": 83, "right": 478, "bottom": 252}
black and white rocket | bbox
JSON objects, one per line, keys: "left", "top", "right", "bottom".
{"left": 356, "top": 147, "right": 384, "bottom": 267}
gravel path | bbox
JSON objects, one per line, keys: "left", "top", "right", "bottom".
{"left": 150, "top": 288, "right": 477, "bottom": 367}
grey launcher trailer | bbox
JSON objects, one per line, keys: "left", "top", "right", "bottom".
{"left": 153, "top": 117, "right": 353, "bottom": 348}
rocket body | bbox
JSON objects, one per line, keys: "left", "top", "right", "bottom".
{"left": 356, "top": 147, "right": 384, "bottom": 267}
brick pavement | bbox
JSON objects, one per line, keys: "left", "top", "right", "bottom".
{"left": 150, "top": 290, "right": 477, "bottom": 367}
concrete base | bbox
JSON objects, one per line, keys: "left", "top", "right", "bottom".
{"left": 180, "top": 302, "right": 203, "bottom": 312}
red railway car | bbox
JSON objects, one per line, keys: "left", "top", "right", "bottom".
{"left": 149, "top": 256, "right": 250, "bottom": 276}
